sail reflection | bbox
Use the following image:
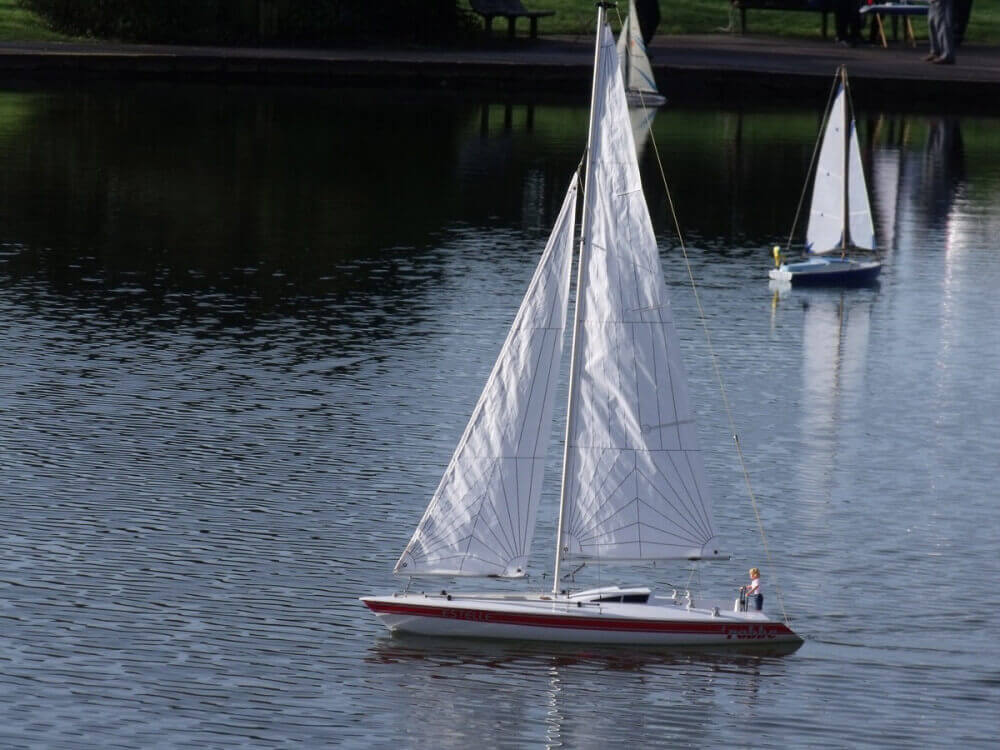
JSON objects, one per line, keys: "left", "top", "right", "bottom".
{"left": 366, "top": 635, "right": 789, "bottom": 748}
{"left": 769, "top": 287, "right": 876, "bottom": 500}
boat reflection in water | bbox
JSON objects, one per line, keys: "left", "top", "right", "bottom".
{"left": 369, "top": 631, "right": 805, "bottom": 666}
{"left": 769, "top": 284, "right": 876, "bottom": 502}
{"left": 366, "top": 635, "right": 793, "bottom": 748}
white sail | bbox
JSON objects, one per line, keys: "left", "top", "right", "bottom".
{"left": 629, "top": 106, "right": 657, "bottom": 156}
{"left": 848, "top": 122, "right": 876, "bottom": 250}
{"left": 561, "top": 25, "right": 720, "bottom": 563}
{"left": 616, "top": 0, "right": 659, "bottom": 96}
{"left": 395, "top": 175, "right": 578, "bottom": 577}
{"left": 806, "top": 85, "right": 846, "bottom": 254}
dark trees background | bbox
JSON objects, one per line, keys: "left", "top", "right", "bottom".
{"left": 22, "top": 0, "right": 471, "bottom": 45}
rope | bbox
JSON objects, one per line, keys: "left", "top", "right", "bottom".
{"left": 785, "top": 71, "right": 841, "bottom": 255}
{"left": 644, "top": 92, "right": 792, "bottom": 627}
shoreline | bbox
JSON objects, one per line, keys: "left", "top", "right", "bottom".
{"left": 0, "top": 34, "right": 998, "bottom": 110}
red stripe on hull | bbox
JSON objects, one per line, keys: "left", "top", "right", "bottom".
{"left": 364, "top": 600, "right": 797, "bottom": 641}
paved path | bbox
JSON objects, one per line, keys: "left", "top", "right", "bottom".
{"left": 0, "top": 33, "right": 996, "bottom": 109}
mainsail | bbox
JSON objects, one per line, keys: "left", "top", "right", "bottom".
{"left": 616, "top": 0, "right": 659, "bottom": 96}
{"left": 806, "top": 83, "right": 876, "bottom": 253}
{"left": 395, "top": 175, "right": 578, "bottom": 577}
{"left": 560, "top": 25, "right": 720, "bottom": 563}
{"left": 806, "top": 85, "right": 847, "bottom": 253}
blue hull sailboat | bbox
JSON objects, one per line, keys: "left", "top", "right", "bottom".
{"left": 771, "top": 67, "right": 882, "bottom": 286}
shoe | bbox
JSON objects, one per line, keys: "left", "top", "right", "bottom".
{"left": 924, "top": 53, "right": 938, "bottom": 61}
{"left": 932, "top": 56, "right": 955, "bottom": 65}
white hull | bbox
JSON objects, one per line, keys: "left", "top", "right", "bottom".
{"left": 362, "top": 590, "right": 801, "bottom": 647}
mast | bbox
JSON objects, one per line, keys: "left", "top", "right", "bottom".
{"left": 841, "top": 65, "right": 849, "bottom": 257}
{"left": 623, "top": 4, "right": 631, "bottom": 89}
{"left": 552, "top": 3, "right": 608, "bottom": 594}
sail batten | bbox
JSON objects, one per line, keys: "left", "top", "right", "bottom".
{"left": 560, "top": 24, "right": 719, "bottom": 564}
{"left": 395, "top": 175, "right": 579, "bottom": 578}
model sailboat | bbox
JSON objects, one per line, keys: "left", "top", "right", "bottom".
{"left": 617, "top": 0, "right": 666, "bottom": 107}
{"left": 362, "top": 5, "right": 800, "bottom": 647}
{"left": 770, "top": 67, "right": 881, "bottom": 285}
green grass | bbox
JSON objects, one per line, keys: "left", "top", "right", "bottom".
{"left": 518, "top": 0, "right": 1000, "bottom": 43}
{"left": 0, "top": 0, "right": 72, "bottom": 41}
{"left": 1, "top": 0, "right": 997, "bottom": 45}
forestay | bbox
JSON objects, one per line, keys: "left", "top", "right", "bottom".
{"left": 561, "top": 25, "right": 720, "bottom": 563}
{"left": 395, "top": 175, "right": 578, "bottom": 577}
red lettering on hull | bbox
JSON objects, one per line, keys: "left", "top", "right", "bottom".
{"left": 723, "top": 624, "right": 780, "bottom": 640}
{"left": 443, "top": 608, "right": 491, "bottom": 622}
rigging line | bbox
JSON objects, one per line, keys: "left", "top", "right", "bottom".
{"left": 786, "top": 72, "right": 840, "bottom": 255}
{"left": 646, "top": 95, "right": 793, "bottom": 628}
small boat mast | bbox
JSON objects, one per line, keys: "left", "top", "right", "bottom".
{"left": 840, "top": 65, "right": 849, "bottom": 258}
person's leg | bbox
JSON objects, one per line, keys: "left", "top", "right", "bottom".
{"left": 928, "top": 0, "right": 942, "bottom": 58}
{"left": 835, "top": 0, "right": 849, "bottom": 41}
{"left": 953, "top": 0, "right": 971, "bottom": 45}
{"left": 849, "top": 0, "right": 862, "bottom": 41}
{"left": 939, "top": 0, "right": 956, "bottom": 61}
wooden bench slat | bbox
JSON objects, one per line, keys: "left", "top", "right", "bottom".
{"left": 730, "top": 0, "right": 834, "bottom": 39}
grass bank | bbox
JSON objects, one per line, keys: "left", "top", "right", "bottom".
{"left": 0, "top": 0, "right": 69, "bottom": 41}
{"left": 2, "top": 0, "right": 998, "bottom": 46}
{"left": 522, "top": 0, "right": 1000, "bottom": 44}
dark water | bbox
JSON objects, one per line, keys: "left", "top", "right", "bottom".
{"left": 1, "top": 84, "right": 998, "bottom": 748}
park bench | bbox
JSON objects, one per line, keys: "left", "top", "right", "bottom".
{"left": 730, "top": 0, "right": 835, "bottom": 40}
{"left": 469, "top": 0, "right": 555, "bottom": 39}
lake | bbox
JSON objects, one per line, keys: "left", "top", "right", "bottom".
{"left": 0, "top": 82, "right": 998, "bottom": 748}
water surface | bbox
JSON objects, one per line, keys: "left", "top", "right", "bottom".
{"left": 0, "top": 84, "right": 998, "bottom": 748}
